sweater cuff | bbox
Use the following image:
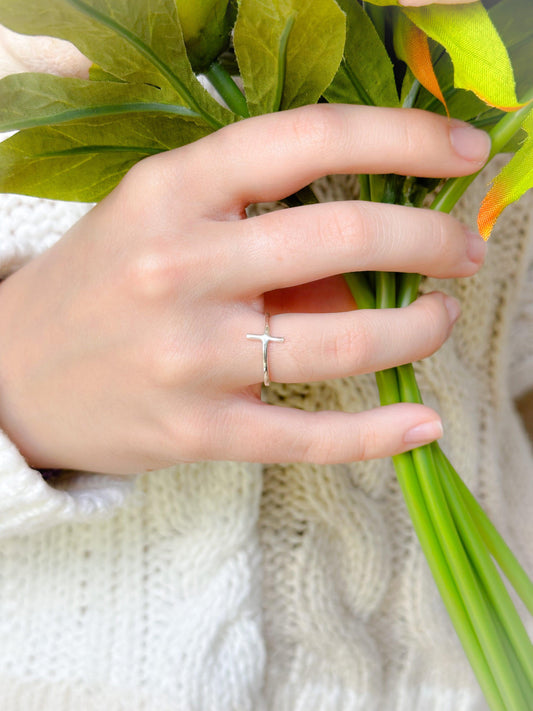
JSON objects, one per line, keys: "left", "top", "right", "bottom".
{"left": 0, "top": 428, "right": 134, "bottom": 539}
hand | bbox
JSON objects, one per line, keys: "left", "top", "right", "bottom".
{"left": 0, "top": 105, "right": 490, "bottom": 474}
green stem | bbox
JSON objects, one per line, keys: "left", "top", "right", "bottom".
{"left": 205, "top": 62, "right": 249, "bottom": 118}
{"left": 439, "top": 451, "right": 533, "bottom": 618}
{"left": 436, "top": 446, "right": 533, "bottom": 692}
{"left": 397, "top": 365, "right": 529, "bottom": 710}
{"left": 368, "top": 276, "right": 506, "bottom": 710}
{"left": 343, "top": 261, "right": 511, "bottom": 708}
{"left": 358, "top": 173, "right": 371, "bottom": 202}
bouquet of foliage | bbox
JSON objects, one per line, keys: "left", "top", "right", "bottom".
{"left": 0, "top": 1, "right": 532, "bottom": 708}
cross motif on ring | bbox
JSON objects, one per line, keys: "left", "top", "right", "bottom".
{"left": 246, "top": 313, "right": 284, "bottom": 387}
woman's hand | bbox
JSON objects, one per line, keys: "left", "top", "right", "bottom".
{"left": 0, "top": 105, "right": 490, "bottom": 474}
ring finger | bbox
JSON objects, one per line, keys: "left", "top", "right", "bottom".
{"left": 218, "top": 291, "right": 459, "bottom": 388}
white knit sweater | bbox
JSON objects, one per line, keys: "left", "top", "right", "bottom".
{"left": 0, "top": 155, "right": 532, "bottom": 710}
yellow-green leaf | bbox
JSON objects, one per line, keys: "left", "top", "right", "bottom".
{"left": 0, "top": 73, "right": 201, "bottom": 132}
{"left": 478, "top": 107, "right": 533, "bottom": 238}
{"left": 0, "top": 111, "right": 210, "bottom": 202}
{"left": 404, "top": 4, "right": 522, "bottom": 111}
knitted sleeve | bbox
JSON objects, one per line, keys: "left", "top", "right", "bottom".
{"left": 0, "top": 192, "right": 134, "bottom": 539}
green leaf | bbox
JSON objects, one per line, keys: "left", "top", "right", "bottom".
{"left": 233, "top": 0, "right": 346, "bottom": 116}
{"left": 404, "top": 4, "right": 522, "bottom": 110}
{"left": 0, "top": 0, "right": 234, "bottom": 129}
{"left": 0, "top": 73, "right": 202, "bottom": 132}
{"left": 324, "top": 0, "right": 399, "bottom": 107}
{"left": 478, "top": 106, "right": 533, "bottom": 238}
{"left": 0, "top": 112, "right": 211, "bottom": 202}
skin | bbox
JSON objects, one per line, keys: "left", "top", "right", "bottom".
{"left": 3, "top": 0, "right": 524, "bottom": 475}
{"left": 0, "top": 104, "right": 491, "bottom": 474}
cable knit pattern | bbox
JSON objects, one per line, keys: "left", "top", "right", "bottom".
{"left": 0, "top": 163, "right": 532, "bottom": 710}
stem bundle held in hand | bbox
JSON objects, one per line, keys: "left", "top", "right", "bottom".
{"left": 0, "top": 1, "right": 532, "bottom": 707}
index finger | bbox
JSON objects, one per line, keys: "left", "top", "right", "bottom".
{"left": 161, "top": 105, "right": 491, "bottom": 215}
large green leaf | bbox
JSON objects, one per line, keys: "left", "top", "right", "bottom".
{"left": 324, "top": 0, "right": 399, "bottom": 107}
{"left": 0, "top": 0, "right": 233, "bottom": 129}
{"left": 233, "top": 0, "right": 346, "bottom": 116}
{"left": 404, "top": 4, "right": 521, "bottom": 110}
{"left": 0, "top": 73, "right": 201, "bottom": 132}
{"left": 0, "top": 112, "right": 210, "bottom": 202}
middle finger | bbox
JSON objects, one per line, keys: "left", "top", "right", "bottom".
{"left": 212, "top": 201, "right": 486, "bottom": 297}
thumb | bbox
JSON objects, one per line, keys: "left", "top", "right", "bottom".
{"left": 0, "top": 24, "right": 91, "bottom": 80}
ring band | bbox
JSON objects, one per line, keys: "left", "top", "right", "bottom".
{"left": 246, "top": 312, "right": 285, "bottom": 387}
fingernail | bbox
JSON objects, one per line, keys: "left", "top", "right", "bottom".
{"left": 449, "top": 120, "right": 491, "bottom": 163}
{"left": 443, "top": 294, "right": 461, "bottom": 325}
{"left": 404, "top": 419, "right": 443, "bottom": 445}
{"left": 466, "top": 229, "right": 488, "bottom": 265}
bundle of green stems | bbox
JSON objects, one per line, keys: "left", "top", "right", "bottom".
{"left": 342, "top": 97, "right": 533, "bottom": 711}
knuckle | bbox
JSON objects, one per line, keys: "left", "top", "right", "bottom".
{"left": 317, "top": 203, "right": 364, "bottom": 255}
{"left": 431, "top": 212, "right": 456, "bottom": 264}
{"left": 120, "top": 157, "right": 165, "bottom": 206}
{"left": 158, "top": 407, "right": 208, "bottom": 463}
{"left": 287, "top": 104, "right": 339, "bottom": 156}
{"left": 150, "top": 331, "right": 208, "bottom": 388}
{"left": 415, "top": 295, "right": 450, "bottom": 350}
{"left": 352, "top": 423, "right": 379, "bottom": 462}
{"left": 323, "top": 318, "right": 371, "bottom": 374}
{"left": 396, "top": 118, "right": 418, "bottom": 160}
{"left": 299, "top": 423, "right": 337, "bottom": 464}
{"left": 126, "top": 242, "right": 180, "bottom": 300}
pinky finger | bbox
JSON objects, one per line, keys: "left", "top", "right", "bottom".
{"left": 211, "top": 401, "right": 443, "bottom": 464}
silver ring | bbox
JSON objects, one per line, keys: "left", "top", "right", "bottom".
{"left": 246, "top": 312, "right": 285, "bottom": 387}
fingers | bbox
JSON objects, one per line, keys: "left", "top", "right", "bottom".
{"left": 213, "top": 201, "right": 486, "bottom": 297}
{"left": 220, "top": 292, "right": 458, "bottom": 387}
{"left": 165, "top": 105, "right": 490, "bottom": 215}
{"left": 205, "top": 400, "right": 443, "bottom": 464}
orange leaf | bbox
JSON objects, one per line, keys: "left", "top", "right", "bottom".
{"left": 477, "top": 181, "right": 507, "bottom": 240}
{"left": 394, "top": 14, "right": 448, "bottom": 115}
{"left": 478, "top": 107, "right": 533, "bottom": 239}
